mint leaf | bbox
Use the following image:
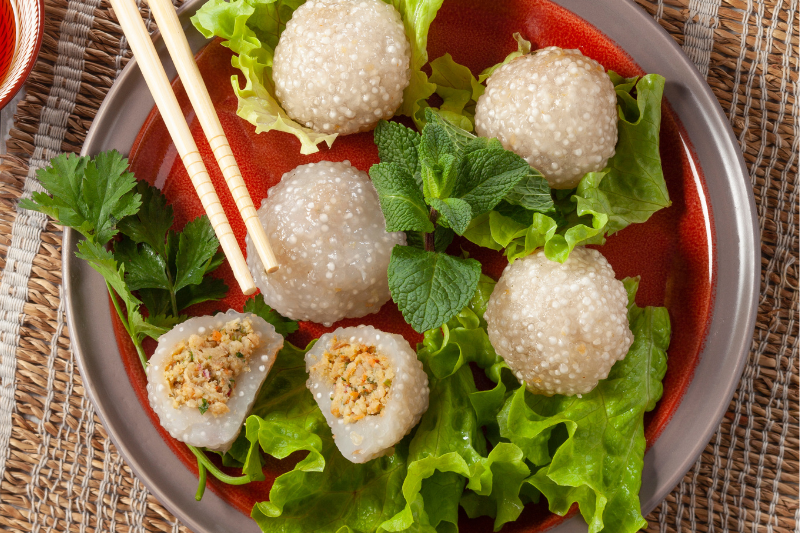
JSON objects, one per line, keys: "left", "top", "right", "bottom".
{"left": 20, "top": 150, "right": 141, "bottom": 246}
{"left": 370, "top": 162, "right": 433, "bottom": 233}
{"left": 455, "top": 148, "right": 531, "bottom": 216}
{"left": 243, "top": 293, "right": 299, "bottom": 337}
{"left": 405, "top": 226, "right": 454, "bottom": 252}
{"left": 387, "top": 245, "right": 481, "bottom": 333}
{"left": 117, "top": 181, "right": 174, "bottom": 257}
{"left": 504, "top": 168, "right": 554, "bottom": 213}
{"left": 429, "top": 197, "right": 472, "bottom": 235}
{"left": 174, "top": 215, "right": 220, "bottom": 293}
{"left": 374, "top": 120, "right": 421, "bottom": 184}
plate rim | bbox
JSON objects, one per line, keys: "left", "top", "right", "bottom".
{"left": 65, "top": 1, "right": 759, "bottom": 532}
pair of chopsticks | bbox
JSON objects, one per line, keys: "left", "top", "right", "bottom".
{"left": 109, "top": 0, "right": 278, "bottom": 295}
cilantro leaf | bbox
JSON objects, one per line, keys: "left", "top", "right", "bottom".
{"left": 117, "top": 180, "right": 174, "bottom": 257}
{"left": 429, "top": 197, "right": 472, "bottom": 235}
{"left": 387, "top": 245, "right": 481, "bottom": 333}
{"left": 75, "top": 239, "right": 141, "bottom": 313}
{"left": 370, "top": 162, "right": 433, "bottom": 233}
{"left": 373, "top": 120, "right": 421, "bottom": 184}
{"left": 174, "top": 215, "right": 221, "bottom": 293}
{"left": 243, "top": 294, "right": 299, "bottom": 337}
{"left": 20, "top": 150, "right": 140, "bottom": 246}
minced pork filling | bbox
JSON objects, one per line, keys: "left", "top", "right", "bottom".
{"left": 163, "top": 318, "right": 260, "bottom": 416}
{"left": 312, "top": 338, "right": 395, "bottom": 424}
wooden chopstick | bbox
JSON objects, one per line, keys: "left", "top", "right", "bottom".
{"left": 147, "top": 0, "right": 279, "bottom": 274}
{"left": 108, "top": 0, "right": 257, "bottom": 295}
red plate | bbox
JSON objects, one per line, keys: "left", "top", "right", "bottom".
{"left": 113, "top": 0, "right": 715, "bottom": 530}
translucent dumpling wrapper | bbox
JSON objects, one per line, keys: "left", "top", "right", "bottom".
{"left": 246, "top": 161, "right": 405, "bottom": 326}
{"left": 485, "top": 247, "right": 633, "bottom": 396}
{"left": 146, "top": 310, "right": 284, "bottom": 452}
{"left": 306, "top": 325, "right": 429, "bottom": 463}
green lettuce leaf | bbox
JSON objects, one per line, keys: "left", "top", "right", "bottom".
{"left": 192, "top": 0, "right": 444, "bottom": 152}
{"left": 462, "top": 73, "right": 667, "bottom": 263}
{"left": 428, "top": 53, "right": 485, "bottom": 131}
{"left": 496, "top": 278, "right": 671, "bottom": 533}
{"left": 478, "top": 32, "right": 531, "bottom": 82}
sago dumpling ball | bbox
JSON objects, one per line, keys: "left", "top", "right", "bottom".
{"left": 305, "top": 325, "right": 429, "bottom": 463}
{"left": 485, "top": 247, "right": 633, "bottom": 396}
{"left": 272, "top": 0, "right": 411, "bottom": 135}
{"left": 474, "top": 47, "right": 618, "bottom": 189}
{"left": 146, "top": 311, "right": 284, "bottom": 452}
{"left": 246, "top": 161, "right": 405, "bottom": 326}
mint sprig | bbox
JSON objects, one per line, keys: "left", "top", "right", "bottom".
{"left": 370, "top": 109, "right": 552, "bottom": 333}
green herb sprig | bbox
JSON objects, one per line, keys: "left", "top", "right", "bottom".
{"left": 370, "top": 109, "right": 552, "bottom": 333}
{"left": 20, "top": 150, "right": 247, "bottom": 499}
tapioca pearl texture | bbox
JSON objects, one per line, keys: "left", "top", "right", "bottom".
{"left": 272, "top": 0, "right": 411, "bottom": 135}
{"left": 474, "top": 47, "right": 618, "bottom": 189}
{"left": 246, "top": 161, "right": 406, "bottom": 326}
{"left": 485, "top": 247, "right": 633, "bottom": 397}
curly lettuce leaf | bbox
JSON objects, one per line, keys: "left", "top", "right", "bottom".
{"left": 463, "top": 73, "right": 667, "bottom": 263}
{"left": 478, "top": 32, "right": 531, "bottom": 82}
{"left": 192, "top": 0, "right": 444, "bottom": 151}
{"left": 495, "top": 278, "right": 671, "bottom": 533}
{"left": 192, "top": 0, "right": 335, "bottom": 155}
{"left": 428, "top": 53, "right": 484, "bottom": 131}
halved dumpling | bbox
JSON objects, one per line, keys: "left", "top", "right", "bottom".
{"left": 146, "top": 310, "right": 283, "bottom": 452}
{"left": 306, "top": 325, "right": 429, "bottom": 463}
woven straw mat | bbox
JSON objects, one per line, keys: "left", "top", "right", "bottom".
{"left": 0, "top": 0, "right": 796, "bottom": 531}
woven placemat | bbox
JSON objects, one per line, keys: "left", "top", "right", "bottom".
{"left": 0, "top": 0, "right": 796, "bottom": 531}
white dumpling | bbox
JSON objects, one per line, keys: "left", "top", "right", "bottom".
{"left": 305, "top": 325, "right": 429, "bottom": 463}
{"left": 246, "top": 161, "right": 405, "bottom": 326}
{"left": 475, "top": 47, "right": 618, "bottom": 189}
{"left": 485, "top": 247, "right": 633, "bottom": 396}
{"left": 146, "top": 310, "right": 283, "bottom": 452}
{"left": 273, "top": 0, "right": 411, "bottom": 135}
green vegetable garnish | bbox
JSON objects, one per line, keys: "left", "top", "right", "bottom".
{"left": 21, "top": 150, "right": 249, "bottom": 499}
{"left": 236, "top": 352, "right": 244, "bottom": 359}
{"left": 190, "top": 0, "right": 445, "bottom": 153}
{"left": 370, "top": 109, "right": 550, "bottom": 332}
{"left": 243, "top": 294, "right": 299, "bottom": 336}
{"left": 199, "top": 398, "right": 210, "bottom": 415}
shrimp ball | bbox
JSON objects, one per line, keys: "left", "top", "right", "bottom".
{"left": 246, "top": 161, "right": 406, "bottom": 326}
{"left": 475, "top": 47, "right": 618, "bottom": 189}
{"left": 272, "top": 0, "right": 411, "bottom": 135}
{"left": 485, "top": 247, "right": 633, "bottom": 396}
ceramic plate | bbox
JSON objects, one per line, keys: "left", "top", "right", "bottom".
{"left": 66, "top": 1, "right": 759, "bottom": 531}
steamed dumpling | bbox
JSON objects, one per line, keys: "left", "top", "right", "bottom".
{"left": 146, "top": 310, "right": 283, "bottom": 452}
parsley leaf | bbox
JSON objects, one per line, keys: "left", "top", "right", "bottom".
{"left": 387, "top": 245, "right": 481, "bottom": 333}
{"left": 199, "top": 398, "right": 210, "bottom": 415}
{"left": 243, "top": 294, "right": 299, "bottom": 337}
{"left": 21, "top": 151, "right": 141, "bottom": 246}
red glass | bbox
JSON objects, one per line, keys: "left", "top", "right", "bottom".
{"left": 0, "top": 0, "right": 16, "bottom": 84}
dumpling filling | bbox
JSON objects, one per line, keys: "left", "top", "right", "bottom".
{"left": 163, "top": 318, "right": 260, "bottom": 416}
{"left": 311, "top": 338, "right": 395, "bottom": 424}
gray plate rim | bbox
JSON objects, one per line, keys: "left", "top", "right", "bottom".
{"left": 64, "top": 1, "right": 759, "bottom": 532}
